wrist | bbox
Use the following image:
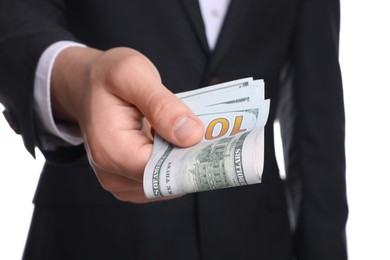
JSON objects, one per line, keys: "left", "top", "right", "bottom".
{"left": 51, "top": 47, "right": 102, "bottom": 123}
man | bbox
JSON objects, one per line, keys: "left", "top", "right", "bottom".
{"left": 0, "top": 0, "right": 348, "bottom": 259}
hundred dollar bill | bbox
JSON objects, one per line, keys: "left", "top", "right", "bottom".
{"left": 144, "top": 78, "right": 270, "bottom": 198}
{"left": 177, "top": 78, "right": 264, "bottom": 110}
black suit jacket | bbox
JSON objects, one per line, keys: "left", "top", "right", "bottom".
{"left": 0, "top": 0, "right": 348, "bottom": 259}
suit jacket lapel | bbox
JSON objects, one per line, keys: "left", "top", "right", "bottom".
{"left": 209, "top": 0, "right": 253, "bottom": 71}
{"left": 179, "top": 0, "right": 210, "bottom": 54}
{"left": 179, "top": 0, "right": 253, "bottom": 74}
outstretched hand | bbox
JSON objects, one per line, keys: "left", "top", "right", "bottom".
{"left": 51, "top": 47, "right": 204, "bottom": 203}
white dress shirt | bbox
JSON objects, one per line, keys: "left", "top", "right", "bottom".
{"left": 198, "top": 0, "right": 231, "bottom": 50}
{"left": 33, "top": 0, "right": 231, "bottom": 149}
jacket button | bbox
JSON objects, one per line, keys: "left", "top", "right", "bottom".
{"left": 207, "top": 75, "right": 220, "bottom": 85}
{"left": 2, "top": 110, "right": 20, "bottom": 134}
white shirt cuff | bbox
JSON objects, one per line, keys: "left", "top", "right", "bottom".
{"left": 34, "top": 41, "right": 86, "bottom": 148}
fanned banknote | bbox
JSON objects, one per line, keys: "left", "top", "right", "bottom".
{"left": 143, "top": 78, "right": 270, "bottom": 198}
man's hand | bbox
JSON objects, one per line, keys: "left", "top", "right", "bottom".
{"left": 51, "top": 47, "right": 204, "bottom": 203}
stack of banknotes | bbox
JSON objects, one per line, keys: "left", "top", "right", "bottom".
{"left": 144, "top": 78, "right": 270, "bottom": 198}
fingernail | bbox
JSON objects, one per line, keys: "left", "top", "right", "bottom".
{"left": 173, "top": 116, "right": 199, "bottom": 142}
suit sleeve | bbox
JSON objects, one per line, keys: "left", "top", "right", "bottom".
{"left": 279, "top": 0, "right": 348, "bottom": 259}
{"left": 0, "top": 0, "right": 77, "bottom": 156}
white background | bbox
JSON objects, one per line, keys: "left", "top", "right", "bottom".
{"left": 1, "top": 1, "right": 389, "bottom": 259}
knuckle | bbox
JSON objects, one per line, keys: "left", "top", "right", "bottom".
{"left": 104, "top": 52, "right": 146, "bottom": 87}
{"left": 89, "top": 148, "right": 104, "bottom": 167}
{"left": 99, "top": 181, "right": 116, "bottom": 193}
{"left": 147, "top": 93, "right": 178, "bottom": 126}
{"left": 87, "top": 142, "right": 111, "bottom": 171}
{"left": 104, "top": 58, "right": 131, "bottom": 87}
{"left": 112, "top": 192, "right": 128, "bottom": 201}
{"left": 96, "top": 174, "right": 123, "bottom": 193}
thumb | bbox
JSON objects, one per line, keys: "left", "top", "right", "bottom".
{"left": 135, "top": 82, "right": 204, "bottom": 147}
{"left": 110, "top": 48, "right": 204, "bottom": 147}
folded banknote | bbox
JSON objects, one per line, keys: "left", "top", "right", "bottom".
{"left": 143, "top": 78, "right": 270, "bottom": 198}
